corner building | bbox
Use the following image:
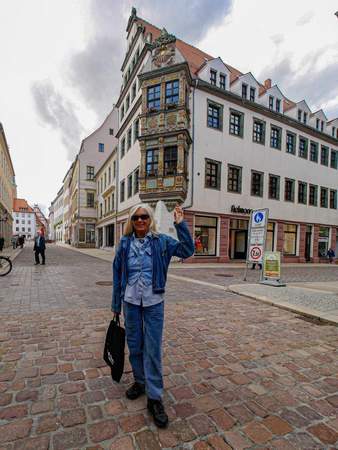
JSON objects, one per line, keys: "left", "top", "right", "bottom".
{"left": 116, "top": 9, "right": 338, "bottom": 262}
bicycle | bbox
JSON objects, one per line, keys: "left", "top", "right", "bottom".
{"left": 0, "top": 256, "right": 12, "bottom": 276}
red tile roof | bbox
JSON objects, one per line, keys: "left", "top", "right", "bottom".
{"left": 13, "top": 198, "right": 34, "bottom": 213}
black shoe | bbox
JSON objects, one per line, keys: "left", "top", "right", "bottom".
{"left": 125, "top": 382, "right": 145, "bottom": 400}
{"left": 34, "top": 262, "right": 40, "bottom": 265}
{"left": 41, "top": 262, "right": 45, "bottom": 265}
{"left": 147, "top": 398, "right": 168, "bottom": 428}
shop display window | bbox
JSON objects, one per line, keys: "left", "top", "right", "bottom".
{"left": 283, "top": 224, "right": 297, "bottom": 256}
{"left": 194, "top": 216, "right": 217, "bottom": 256}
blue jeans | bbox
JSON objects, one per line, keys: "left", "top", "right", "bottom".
{"left": 123, "top": 301, "right": 164, "bottom": 400}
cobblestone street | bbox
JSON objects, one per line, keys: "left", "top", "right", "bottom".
{"left": 0, "top": 245, "right": 337, "bottom": 449}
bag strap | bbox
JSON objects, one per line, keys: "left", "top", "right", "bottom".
{"left": 113, "top": 313, "right": 120, "bottom": 326}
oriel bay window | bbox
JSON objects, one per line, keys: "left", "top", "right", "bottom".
{"left": 298, "top": 181, "right": 307, "bottom": 204}
{"left": 283, "top": 224, "right": 297, "bottom": 256}
{"left": 309, "top": 185, "right": 318, "bottom": 206}
{"left": 318, "top": 226, "right": 330, "bottom": 257}
{"left": 205, "top": 159, "right": 221, "bottom": 189}
{"left": 227, "top": 165, "right": 242, "bottom": 193}
{"left": 147, "top": 84, "right": 161, "bottom": 110}
{"left": 194, "top": 216, "right": 217, "bottom": 256}
{"left": 86, "top": 165, "right": 94, "bottom": 180}
{"left": 86, "top": 192, "right": 95, "bottom": 208}
{"left": 286, "top": 132, "right": 296, "bottom": 154}
{"left": 251, "top": 171, "right": 263, "bottom": 197}
{"left": 207, "top": 101, "right": 222, "bottom": 130}
{"left": 164, "top": 146, "right": 178, "bottom": 176}
{"left": 165, "top": 80, "right": 179, "bottom": 105}
{"left": 229, "top": 110, "right": 243, "bottom": 137}
{"left": 268, "top": 174, "right": 280, "bottom": 200}
{"left": 285, "top": 178, "right": 295, "bottom": 202}
{"left": 146, "top": 149, "right": 159, "bottom": 177}
{"left": 253, "top": 119, "right": 265, "bottom": 144}
{"left": 320, "top": 187, "right": 328, "bottom": 208}
{"left": 298, "top": 137, "right": 308, "bottom": 159}
{"left": 310, "top": 141, "right": 318, "bottom": 162}
{"left": 270, "top": 126, "right": 281, "bottom": 149}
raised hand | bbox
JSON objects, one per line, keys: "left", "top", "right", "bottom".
{"left": 174, "top": 205, "right": 184, "bottom": 224}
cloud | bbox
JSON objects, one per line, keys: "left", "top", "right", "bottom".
{"left": 296, "top": 11, "right": 314, "bottom": 26}
{"left": 270, "top": 34, "right": 284, "bottom": 47}
{"left": 31, "top": 80, "right": 84, "bottom": 160}
{"left": 66, "top": 0, "right": 233, "bottom": 116}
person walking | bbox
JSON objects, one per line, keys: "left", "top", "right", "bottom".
{"left": 327, "top": 247, "right": 335, "bottom": 264}
{"left": 0, "top": 235, "right": 4, "bottom": 252}
{"left": 112, "top": 203, "right": 194, "bottom": 428}
{"left": 33, "top": 229, "right": 46, "bottom": 265}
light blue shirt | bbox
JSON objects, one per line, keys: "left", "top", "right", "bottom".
{"left": 124, "top": 232, "right": 164, "bottom": 307}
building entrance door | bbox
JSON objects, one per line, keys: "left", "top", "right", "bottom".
{"left": 98, "top": 228, "right": 103, "bottom": 247}
{"left": 105, "top": 224, "right": 115, "bottom": 247}
{"left": 305, "top": 226, "right": 312, "bottom": 262}
{"left": 234, "top": 230, "right": 247, "bottom": 259}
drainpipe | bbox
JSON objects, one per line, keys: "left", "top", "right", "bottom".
{"left": 183, "top": 80, "right": 196, "bottom": 210}
{"left": 115, "top": 111, "right": 120, "bottom": 248}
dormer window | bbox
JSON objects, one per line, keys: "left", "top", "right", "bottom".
{"left": 250, "top": 87, "right": 256, "bottom": 102}
{"left": 321, "top": 121, "right": 324, "bottom": 132}
{"left": 269, "top": 96, "right": 274, "bottom": 110}
{"left": 276, "top": 99, "right": 281, "bottom": 113}
{"left": 241, "top": 84, "right": 247, "bottom": 99}
{"left": 303, "top": 112, "right": 307, "bottom": 125}
{"left": 220, "top": 74, "right": 226, "bottom": 90}
{"left": 332, "top": 126, "right": 336, "bottom": 137}
{"left": 316, "top": 118, "right": 320, "bottom": 130}
{"left": 210, "top": 70, "right": 217, "bottom": 86}
{"left": 298, "top": 109, "right": 302, "bottom": 122}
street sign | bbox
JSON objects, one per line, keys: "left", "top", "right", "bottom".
{"left": 249, "top": 228, "right": 265, "bottom": 245}
{"left": 251, "top": 210, "right": 267, "bottom": 228}
{"left": 244, "top": 208, "right": 269, "bottom": 280}
{"left": 249, "top": 245, "right": 263, "bottom": 261}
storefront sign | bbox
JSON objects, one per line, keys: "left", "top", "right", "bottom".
{"left": 263, "top": 251, "right": 281, "bottom": 279}
{"left": 231, "top": 205, "right": 252, "bottom": 215}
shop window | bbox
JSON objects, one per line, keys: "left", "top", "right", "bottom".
{"left": 320, "top": 187, "right": 328, "bottom": 208}
{"left": 194, "top": 216, "right": 217, "bottom": 256}
{"left": 207, "top": 101, "right": 222, "bottom": 130}
{"left": 227, "top": 165, "right": 242, "bottom": 193}
{"left": 286, "top": 132, "right": 296, "bottom": 154}
{"left": 266, "top": 222, "right": 275, "bottom": 251}
{"left": 268, "top": 174, "right": 280, "bottom": 200}
{"left": 310, "top": 142, "right": 318, "bottom": 162}
{"left": 253, "top": 119, "right": 265, "bottom": 144}
{"left": 270, "top": 126, "right": 281, "bottom": 149}
{"left": 309, "top": 185, "right": 318, "bottom": 206}
{"left": 146, "top": 149, "right": 159, "bottom": 177}
{"left": 283, "top": 224, "right": 297, "bottom": 256}
{"left": 229, "top": 110, "right": 244, "bottom": 137}
{"left": 298, "top": 137, "right": 308, "bottom": 159}
{"left": 164, "top": 146, "right": 178, "bottom": 176}
{"left": 298, "top": 182, "right": 307, "bottom": 205}
{"left": 205, "top": 159, "right": 221, "bottom": 190}
{"left": 79, "top": 225, "right": 85, "bottom": 242}
{"left": 318, "top": 226, "right": 329, "bottom": 257}
{"left": 251, "top": 171, "right": 263, "bottom": 197}
{"left": 86, "top": 224, "right": 95, "bottom": 244}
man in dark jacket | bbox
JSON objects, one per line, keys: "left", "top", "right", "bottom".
{"left": 34, "top": 230, "right": 46, "bottom": 265}
{"left": 0, "top": 236, "right": 4, "bottom": 252}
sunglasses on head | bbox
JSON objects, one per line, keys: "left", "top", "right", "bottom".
{"left": 131, "top": 214, "right": 150, "bottom": 221}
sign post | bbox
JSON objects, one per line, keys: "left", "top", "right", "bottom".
{"left": 244, "top": 209, "right": 269, "bottom": 281}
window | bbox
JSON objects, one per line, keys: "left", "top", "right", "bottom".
{"left": 194, "top": 216, "right": 217, "bottom": 256}
{"left": 284, "top": 224, "right": 297, "bottom": 256}
{"left": 330, "top": 150, "right": 337, "bottom": 169}
{"left": 285, "top": 178, "right": 295, "bottom": 202}
{"left": 330, "top": 190, "right": 337, "bottom": 209}
{"left": 210, "top": 69, "right": 217, "bottom": 86}
{"left": 251, "top": 171, "right": 263, "bottom": 197}
{"left": 146, "top": 149, "right": 159, "bottom": 177}
{"left": 127, "top": 174, "right": 133, "bottom": 198}
{"left": 266, "top": 222, "right": 276, "bottom": 251}
{"left": 165, "top": 80, "right": 179, "bottom": 105}
{"left": 270, "top": 126, "right": 281, "bottom": 149}
{"left": 298, "top": 182, "right": 307, "bottom": 204}
{"left": 321, "top": 146, "right": 329, "bottom": 166}
{"left": 276, "top": 98, "right": 281, "bottom": 113}
{"left": 120, "top": 137, "right": 125, "bottom": 158}
{"left": 127, "top": 127, "right": 132, "bottom": 149}
{"left": 120, "top": 180, "right": 125, "bottom": 202}
{"left": 250, "top": 87, "right": 256, "bottom": 102}
{"left": 207, "top": 101, "right": 222, "bottom": 130}
{"left": 320, "top": 187, "right": 328, "bottom": 207}
{"left": 220, "top": 74, "right": 226, "bottom": 90}
{"left": 113, "top": 160, "right": 116, "bottom": 178}
{"left": 16, "top": 227, "right": 19, "bottom": 232}
{"left": 316, "top": 118, "right": 320, "bottom": 130}
{"left": 268, "top": 174, "right": 280, "bottom": 200}
{"left": 286, "top": 132, "right": 296, "bottom": 154}
{"left": 298, "top": 137, "right": 308, "bottom": 159}
{"left": 87, "top": 192, "right": 94, "bottom": 208}
{"left": 126, "top": 94, "right": 130, "bottom": 111}
{"left": 134, "top": 168, "right": 139, "bottom": 194}
{"left": 229, "top": 110, "right": 243, "bottom": 137}
{"left": 297, "top": 109, "right": 302, "bottom": 122}
{"left": 310, "top": 142, "right": 318, "bottom": 162}
{"left": 227, "top": 165, "right": 242, "bottom": 193}
{"left": 253, "top": 119, "right": 265, "bottom": 144}
{"left": 87, "top": 166, "right": 94, "bottom": 180}
{"left": 104, "top": 172, "right": 107, "bottom": 189}
{"left": 163, "top": 146, "right": 178, "bottom": 176}
{"left": 132, "top": 82, "right": 137, "bottom": 101}
{"left": 121, "top": 105, "right": 125, "bottom": 120}
{"left": 134, "top": 119, "right": 139, "bottom": 142}
{"left": 111, "top": 193, "right": 115, "bottom": 211}
{"left": 108, "top": 167, "right": 111, "bottom": 184}
{"left": 205, "top": 159, "right": 221, "bottom": 190}
{"left": 147, "top": 84, "right": 161, "bottom": 110}
{"left": 241, "top": 83, "right": 247, "bottom": 99}
{"left": 318, "top": 226, "right": 330, "bottom": 257}
{"left": 16, "top": 219, "right": 19, "bottom": 224}
{"left": 303, "top": 112, "right": 307, "bottom": 124}
{"left": 98, "top": 143, "right": 104, "bottom": 153}
{"left": 309, "top": 185, "right": 317, "bottom": 206}
{"left": 332, "top": 126, "right": 336, "bottom": 137}
{"left": 86, "top": 224, "right": 95, "bottom": 244}
{"left": 269, "top": 96, "right": 274, "bottom": 110}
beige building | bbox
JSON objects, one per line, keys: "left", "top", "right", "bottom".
{"left": 95, "top": 147, "right": 118, "bottom": 247}
{"left": 0, "top": 123, "right": 16, "bottom": 247}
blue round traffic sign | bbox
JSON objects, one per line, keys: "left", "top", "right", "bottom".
{"left": 254, "top": 212, "right": 264, "bottom": 224}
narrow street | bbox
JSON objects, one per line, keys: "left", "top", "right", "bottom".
{"left": 0, "top": 245, "right": 337, "bottom": 449}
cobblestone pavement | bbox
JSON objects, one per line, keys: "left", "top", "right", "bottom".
{"left": 0, "top": 246, "right": 337, "bottom": 449}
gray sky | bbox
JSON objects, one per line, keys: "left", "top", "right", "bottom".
{"left": 0, "top": 0, "right": 337, "bottom": 213}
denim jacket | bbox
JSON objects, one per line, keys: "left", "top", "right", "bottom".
{"left": 112, "top": 221, "right": 194, "bottom": 313}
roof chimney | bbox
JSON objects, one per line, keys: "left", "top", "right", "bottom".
{"left": 264, "top": 78, "right": 272, "bottom": 89}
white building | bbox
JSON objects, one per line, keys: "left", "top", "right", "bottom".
{"left": 52, "top": 187, "right": 64, "bottom": 242}
{"left": 12, "top": 199, "right": 36, "bottom": 240}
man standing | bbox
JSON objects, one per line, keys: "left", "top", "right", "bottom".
{"left": 34, "top": 229, "right": 46, "bottom": 265}
{"left": 0, "top": 235, "right": 4, "bottom": 252}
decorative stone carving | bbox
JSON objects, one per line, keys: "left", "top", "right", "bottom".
{"left": 152, "top": 28, "right": 176, "bottom": 49}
